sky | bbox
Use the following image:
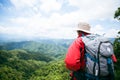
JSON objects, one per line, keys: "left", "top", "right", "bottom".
{"left": 0, "top": 0, "right": 120, "bottom": 40}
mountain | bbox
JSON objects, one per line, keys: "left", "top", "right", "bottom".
{"left": 0, "top": 39, "right": 73, "bottom": 59}
{"left": 0, "top": 38, "right": 119, "bottom": 80}
{"left": 0, "top": 49, "right": 70, "bottom": 80}
{"left": 109, "top": 38, "right": 115, "bottom": 43}
{"left": 0, "top": 39, "right": 73, "bottom": 80}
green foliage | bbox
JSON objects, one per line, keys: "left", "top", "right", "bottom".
{"left": 30, "top": 60, "right": 70, "bottom": 80}
{"left": 113, "top": 31, "right": 120, "bottom": 59}
{"left": 114, "top": 7, "right": 120, "bottom": 20}
{"left": 0, "top": 66, "right": 23, "bottom": 80}
{"left": 0, "top": 49, "right": 70, "bottom": 80}
{"left": 0, "top": 40, "right": 69, "bottom": 59}
{"left": 113, "top": 31, "right": 120, "bottom": 79}
{"left": 16, "top": 50, "right": 54, "bottom": 62}
{"left": 114, "top": 7, "right": 120, "bottom": 78}
{"left": 1, "top": 38, "right": 120, "bottom": 80}
{"left": 0, "top": 40, "right": 71, "bottom": 80}
{"left": 114, "top": 38, "right": 120, "bottom": 58}
{"left": 0, "top": 50, "right": 12, "bottom": 64}
{"left": 115, "top": 69, "right": 120, "bottom": 80}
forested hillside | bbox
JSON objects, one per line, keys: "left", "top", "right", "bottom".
{"left": 0, "top": 50, "right": 71, "bottom": 80}
{"left": 0, "top": 38, "right": 119, "bottom": 80}
{"left": 0, "top": 39, "right": 72, "bottom": 80}
{"left": 0, "top": 39, "right": 73, "bottom": 59}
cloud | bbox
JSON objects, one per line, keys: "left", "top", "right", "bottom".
{"left": 104, "top": 29, "right": 119, "bottom": 38}
{"left": 0, "top": 25, "right": 24, "bottom": 35}
{"left": 40, "top": 0, "right": 62, "bottom": 13}
{"left": 0, "top": 0, "right": 120, "bottom": 39}
{"left": 10, "top": 0, "right": 62, "bottom": 13}
{"left": 8, "top": 14, "right": 75, "bottom": 38}
{"left": 10, "top": 17, "right": 28, "bottom": 24}
{"left": 10, "top": 0, "right": 38, "bottom": 9}
{"left": 68, "top": 0, "right": 120, "bottom": 20}
{"left": 91, "top": 24, "right": 104, "bottom": 35}
{"left": 91, "top": 24, "right": 119, "bottom": 38}
{"left": 10, "top": 0, "right": 120, "bottom": 21}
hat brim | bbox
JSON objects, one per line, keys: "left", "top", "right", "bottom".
{"left": 75, "top": 29, "right": 91, "bottom": 33}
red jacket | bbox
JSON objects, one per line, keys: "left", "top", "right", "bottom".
{"left": 64, "top": 37, "right": 85, "bottom": 71}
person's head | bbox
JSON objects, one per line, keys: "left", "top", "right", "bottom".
{"left": 76, "top": 22, "right": 91, "bottom": 36}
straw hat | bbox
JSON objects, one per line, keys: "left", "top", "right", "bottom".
{"left": 76, "top": 22, "right": 91, "bottom": 33}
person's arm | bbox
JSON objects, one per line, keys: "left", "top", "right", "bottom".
{"left": 64, "top": 37, "right": 84, "bottom": 71}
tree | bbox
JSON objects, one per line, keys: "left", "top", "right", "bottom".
{"left": 113, "top": 31, "right": 120, "bottom": 59}
{"left": 0, "top": 50, "right": 12, "bottom": 64}
{"left": 114, "top": 7, "right": 120, "bottom": 59}
{"left": 0, "top": 66, "right": 23, "bottom": 80}
{"left": 114, "top": 7, "right": 120, "bottom": 20}
{"left": 114, "top": 7, "right": 120, "bottom": 55}
{"left": 113, "top": 31, "right": 120, "bottom": 79}
{"left": 114, "top": 7, "right": 120, "bottom": 79}
{"left": 30, "top": 60, "right": 70, "bottom": 80}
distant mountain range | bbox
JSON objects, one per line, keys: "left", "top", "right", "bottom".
{"left": 0, "top": 37, "right": 115, "bottom": 59}
{"left": 0, "top": 39, "right": 74, "bottom": 59}
{"left": 109, "top": 38, "right": 115, "bottom": 43}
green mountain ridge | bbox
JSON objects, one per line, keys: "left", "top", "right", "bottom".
{"left": 0, "top": 39, "right": 72, "bottom": 80}
{"left": 0, "top": 39, "right": 73, "bottom": 59}
{"left": 0, "top": 38, "right": 119, "bottom": 80}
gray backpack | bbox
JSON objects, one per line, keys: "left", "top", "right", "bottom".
{"left": 82, "top": 34, "right": 114, "bottom": 79}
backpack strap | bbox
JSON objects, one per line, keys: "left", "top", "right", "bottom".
{"left": 107, "top": 58, "right": 115, "bottom": 80}
{"left": 85, "top": 53, "right": 98, "bottom": 63}
{"left": 97, "top": 42, "right": 102, "bottom": 77}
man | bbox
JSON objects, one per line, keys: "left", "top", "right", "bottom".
{"left": 64, "top": 22, "right": 91, "bottom": 80}
{"left": 64, "top": 22, "right": 117, "bottom": 80}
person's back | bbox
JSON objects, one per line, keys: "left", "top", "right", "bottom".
{"left": 82, "top": 34, "right": 116, "bottom": 80}
{"left": 64, "top": 22, "right": 117, "bottom": 80}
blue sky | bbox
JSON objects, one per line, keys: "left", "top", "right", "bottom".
{"left": 0, "top": 0, "right": 120, "bottom": 40}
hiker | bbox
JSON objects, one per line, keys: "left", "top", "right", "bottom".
{"left": 64, "top": 22, "right": 91, "bottom": 80}
{"left": 64, "top": 22, "right": 117, "bottom": 80}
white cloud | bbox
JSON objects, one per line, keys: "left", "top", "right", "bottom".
{"left": 0, "top": 0, "right": 120, "bottom": 39}
{"left": 40, "top": 0, "right": 62, "bottom": 13}
{"left": 91, "top": 24, "right": 104, "bottom": 35}
{"left": 10, "top": 0, "right": 62, "bottom": 13}
{"left": 68, "top": 0, "right": 120, "bottom": 20}
{"left": 0, "top": 26, "right": 24, "bottom": 35}
{"left": 91, "top": 24, "right": 119, "bottom": 38}
{"left": 10, "top": 17, "right": 28, "bottom": 24}
{"left": 10, "top": 0, "right": 38, "bottom": 9}
{"left": 6, "top": 11, "right": 79, "bottom": 39}
{"left": 104, "top": 29, "right": 119, "bottom": 38}
{"left": 10, "top": 0, "right": 120, "bottom": 21}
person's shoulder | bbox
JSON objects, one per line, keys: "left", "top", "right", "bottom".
{"left": 76, "top": 37, "right": 82, "bottom": 40}
{"left": 75, "top": 37, "right": 83, "bottom": 43}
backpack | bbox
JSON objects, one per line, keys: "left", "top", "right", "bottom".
{"left": 81, "top": 34, "right": 115, "bottom": 80}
